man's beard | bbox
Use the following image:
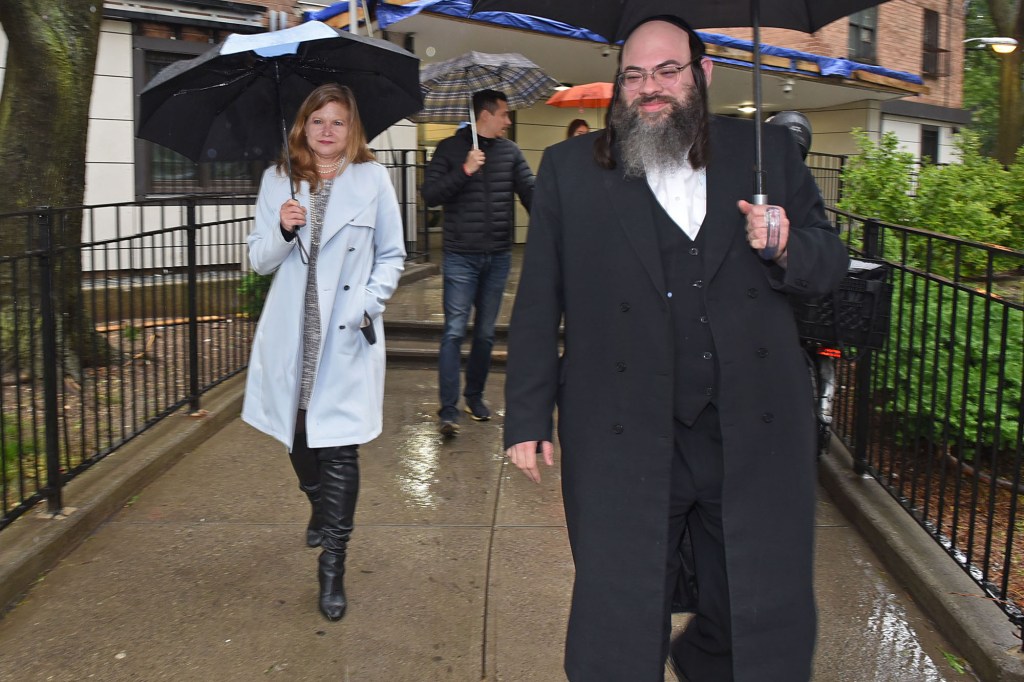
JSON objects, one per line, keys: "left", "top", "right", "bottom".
{"left": 611, "top": 92, "right": 706, "bottom": 178}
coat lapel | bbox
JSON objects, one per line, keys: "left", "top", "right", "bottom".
{"left": 603, "top": 163, "right": 665, "bottom": 298}
{"left": 320, "top": 163, "right": 375, "bottom": 246}
{"left": 702, "top": 123, "right": 745, "bottom": 283}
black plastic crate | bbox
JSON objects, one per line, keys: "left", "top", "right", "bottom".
{"left": 793, "top": 259, "right": 893, "bottom": 350}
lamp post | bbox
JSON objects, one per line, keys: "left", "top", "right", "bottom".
{"left": 963, "top": 36, "right": 1019, "bottom": 53}
{"left": 965, "top": 37, "right": 1020, "bottom": 165}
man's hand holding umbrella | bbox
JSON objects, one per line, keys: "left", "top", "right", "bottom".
{"left": 463, "top": 148, "right": 486, "bottom": 175}
{"left": 738, "top": 200, "right": 788, "bottom": 265}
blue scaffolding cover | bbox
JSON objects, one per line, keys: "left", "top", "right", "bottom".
{"left": 374, "top": 0, "right": 923, "bottom": 85}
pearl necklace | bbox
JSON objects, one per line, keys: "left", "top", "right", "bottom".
{"left": 315, "top": 156, "right": 345, "bottom": 175}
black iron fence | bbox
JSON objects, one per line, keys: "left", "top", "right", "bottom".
{"left": 807, "top": 152, "right": 845, "bottom": 207}
{"left": 0, "top": 197, "right": 258, "bottom": 531}
{"left": 826, "top": 206, "right": 1024, "bottom": 627}
{"left": 144, "top": 148, "right": 435, "bottom": 261}
{"left": 0, "top": 149, "right": 433, "bottom": 532}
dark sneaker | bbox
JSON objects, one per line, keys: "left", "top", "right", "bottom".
{"left": 464, "top": 397, "right": 492, "bottom": 421}
{"left": 438, "top": 408, "right": 460, "bottom": 436}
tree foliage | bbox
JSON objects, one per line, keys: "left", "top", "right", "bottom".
{"left": 964, "top": 2, "right": 1002, "bottom": 157}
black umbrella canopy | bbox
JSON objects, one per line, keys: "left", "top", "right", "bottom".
{"left": 138, "top": 22, "right": 423, "bottom": 163}
{"left": 472, "top": 0, "right": 889, "bottom": 211}
{"left": 470, "top": 0, "right": 891, "bottom": 40}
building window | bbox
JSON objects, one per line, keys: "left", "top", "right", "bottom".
{"left": 921, "top": 125, "right": 940, "bottom": 164}
{"left": 848, "top": 8, "right": 877, "bottom": 63}
{"left": 134, "top": 36, "right": 263, "bottom": 197}
{"left": 922, "top": 10, "right": 942, "bottom": 76}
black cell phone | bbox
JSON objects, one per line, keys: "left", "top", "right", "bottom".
{"left": 360, "top": 312, "right": 376, "bottom": 345}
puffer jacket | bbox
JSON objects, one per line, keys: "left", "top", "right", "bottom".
{"left": 420, "top": 126, "right": 534, "bottom": 253}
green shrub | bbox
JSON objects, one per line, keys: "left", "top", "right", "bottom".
{"left": 238, "top": 272, "right": 274, "bottom": 321}
{"left": 882, "top": 277, "right": 1023, "bottom": 457}
{"left": 838, "top": 129, "right": 917, "bottom": 226}
{"left": 914, "top": 132, "right": 1014, "bottom": 278}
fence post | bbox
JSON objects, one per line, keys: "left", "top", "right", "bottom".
{"left": 186, "top": 199, "right": 200, "bottom": 412}
{"left": 36, "top": 207, "right": 63, "bottom": 515}
{"left": 837, "top": 154, "right": 846, "bottom": 204}
{"left": 419, "top": 149, "right": 430, "bottom": 261}
{"left": 852, "top": 217, "right": 881, "bottom": 475}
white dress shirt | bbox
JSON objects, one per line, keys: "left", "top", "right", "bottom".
{"left": 646, "top": 162, "right": 707, "bottom": 240}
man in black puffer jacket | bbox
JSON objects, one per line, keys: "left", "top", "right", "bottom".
{"left": 421, "top": 89, "right": 535, "bottom": 436}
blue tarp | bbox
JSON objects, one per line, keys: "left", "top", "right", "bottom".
{"left": 374, "top": 0, "right": 923, "bottom": 86}
{"left": 303, "top": 0, "right": 374, "bottom": 27}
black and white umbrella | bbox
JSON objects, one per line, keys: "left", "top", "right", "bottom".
{"left": 415, "top": 51, "right": 559, "bottom": 147}
{"left": 137, "top": 21, "right": 423, "bottom": 164}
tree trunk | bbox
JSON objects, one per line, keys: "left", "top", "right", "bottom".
{"left": 988, "top": 0, "right": 1024, "bottom": 166}
{"left": 0, "top": 1, "right": 107, "bottom": 374}
{"left": 996, "top": 47, "right": 1021, "bottom": 165}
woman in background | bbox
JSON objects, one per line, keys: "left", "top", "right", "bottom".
{"left": 566, "top": 118, "right": 590, "bottom": 137}
{"left": 243, "top": 83, "right": 405, "bottom": 622}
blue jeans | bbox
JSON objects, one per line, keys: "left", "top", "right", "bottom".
{"left": 438, "top": 250, "right": 511, "bottom": 419}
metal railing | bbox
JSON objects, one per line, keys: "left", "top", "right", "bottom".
{"left": 143, "top": 148, "right": 435, "bottom": 261}
{"left": 807, "top": 152, "right": 845, "bottom": 207}
{"left": 0, "top": 149, "right": 433, "bottom": 531}
{"left": 826, "top": 206, "right": 1024, "bottom": 627}
{"left": 0, "top": 197, "right": 258, "bottom": 530}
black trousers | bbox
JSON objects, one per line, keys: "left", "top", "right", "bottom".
{"left": 664, "top": 404, "right": 734, "bottom": 681}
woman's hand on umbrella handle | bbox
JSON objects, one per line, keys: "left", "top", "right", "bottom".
{"left": 279, "top": 199, "right": 307, "bottom": 233}
{"left": 463, "top": 148, "right": 485, "bottom": 175}
{"left": 506, "top": 440, "right": 554, "bottom": 484}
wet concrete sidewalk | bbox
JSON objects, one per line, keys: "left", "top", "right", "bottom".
{"left": 0, "top": 256, "right": 984, "bottom": 681}
{"left": 0, "top": 396, "right": 974, "bottom": 680}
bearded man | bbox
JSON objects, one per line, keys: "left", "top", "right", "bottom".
{"left": 503, "top": 15, "right": 849, "bottom": 682}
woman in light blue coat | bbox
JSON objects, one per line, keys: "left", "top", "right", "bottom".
{"left": 243, "top": 84, "right": 405, "bottom": 622}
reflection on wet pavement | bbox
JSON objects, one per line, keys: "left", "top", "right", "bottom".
{"left": 395, "top": 425, "right": 442, "bottom": 509}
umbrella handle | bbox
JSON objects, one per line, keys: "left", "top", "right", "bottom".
{"left": 752, "top": 196, "right": 781, "bottom": 261}
{"left": 469, "top": 104, "right": 479, "bottom": 149}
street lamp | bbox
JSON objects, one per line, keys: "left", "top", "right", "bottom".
{"left": 963, "top": 37, "right": 1019, "bottom": 54}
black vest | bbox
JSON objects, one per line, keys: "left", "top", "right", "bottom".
{"left": 651, "top": 199, "right": 718, "bottom": 426}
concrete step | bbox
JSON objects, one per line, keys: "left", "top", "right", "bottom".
{"left": 384, "top": 319, "right": 509, "bottom": 342}
{"left": 385, "top": 337, "right": 507, "bottom": 368}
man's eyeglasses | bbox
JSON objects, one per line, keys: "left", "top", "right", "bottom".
{"left": 616, "top": 60, "right": 699, "bottom": 91}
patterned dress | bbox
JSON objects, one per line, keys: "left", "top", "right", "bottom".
{"left": 298, "top": 176, "right": 335, "bottom": 410}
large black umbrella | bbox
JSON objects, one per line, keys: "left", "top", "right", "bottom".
{"left": 471, "top": 0, "right": 890, "bottom": 254}
{"left": 137, "top": 21, "right": 423, "bottom": 164}
{"left": 470, "top": 1, "right": 888, "bottom": 41}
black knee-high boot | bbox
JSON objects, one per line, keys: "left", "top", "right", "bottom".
{"left": 290, "top": 412, "right": 323, "bottom": 547}
{"left": 316, "top": 445, "right": 359, "bottom": 621}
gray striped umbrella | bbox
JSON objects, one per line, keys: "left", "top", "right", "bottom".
{"left": 414, "top": 51, "right": 559, "bottom": 146}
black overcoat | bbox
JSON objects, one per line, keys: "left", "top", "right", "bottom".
{"left": 504, "top": 116, "right": 849, "bottom": 682}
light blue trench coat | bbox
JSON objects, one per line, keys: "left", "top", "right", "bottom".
{"left": 242, "top": 162, "right": 406, "bottom": 449}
